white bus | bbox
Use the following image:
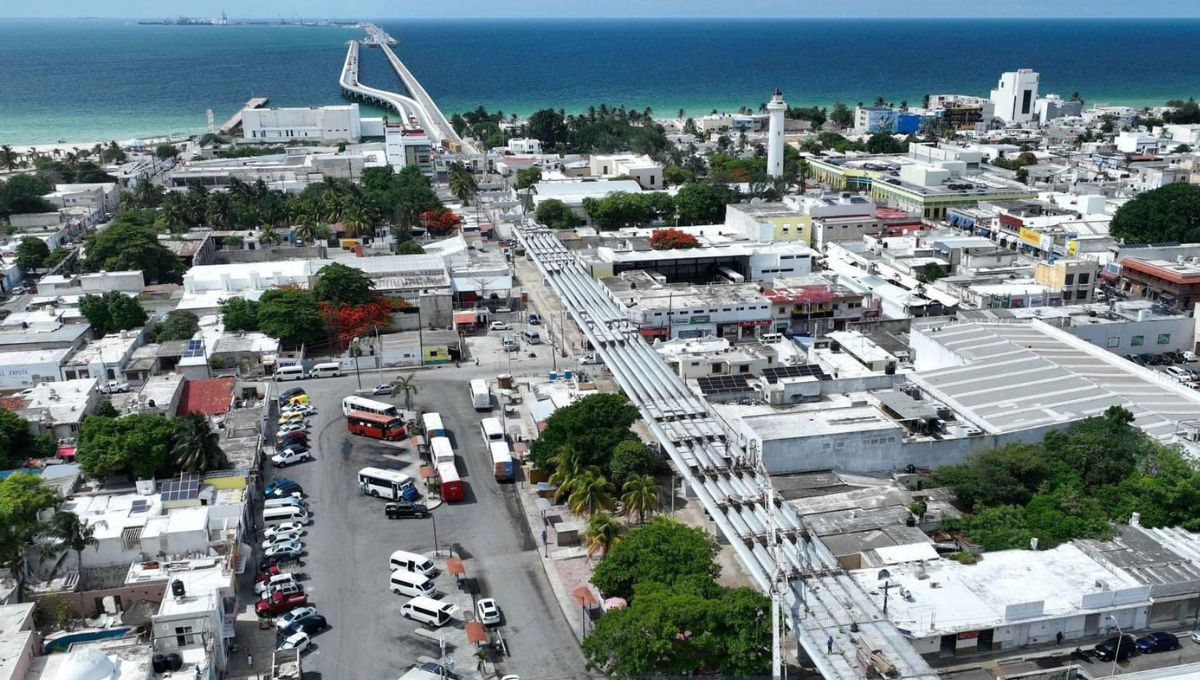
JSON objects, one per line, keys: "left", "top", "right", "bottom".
{"left": 470, "top": 379, "right": 491, "bottom": 411}
{"left": 489, "top": 441, "right": 514, "bottom": 481}
{"left": 309, "top": 362, "right": 343, "bottom": 378}
{"left": 342, "top": 395, "right": 400, "bottom": 418}
{"left": 430, "top": 436, "right": 455, "bottom": 465}
{"left": 480, "top": 417, "right": 504, "bottom": 445}
{"left": 274, "top": 364, "right": 306, "bottom": 381}
{"left": 357, "top": 467, "right": 418, "bottom": 501}
{"left": 422, "top": 412, "right": 446, "bottom": 438}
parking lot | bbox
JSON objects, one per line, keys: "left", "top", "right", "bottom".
{"left": 254, "top": 352, "right": 587, "bottom": 678}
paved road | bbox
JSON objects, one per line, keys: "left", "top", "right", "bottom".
{"left": 259, "top": 356, "right": 586, "bottom": 679}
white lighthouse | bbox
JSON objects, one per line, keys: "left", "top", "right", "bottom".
{"left": 766, "top": 88, "right": 787, "bottom": 179}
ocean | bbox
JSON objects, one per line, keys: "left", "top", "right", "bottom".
{"left": 1, "top": 17, "right": 1199, "bottom": 145}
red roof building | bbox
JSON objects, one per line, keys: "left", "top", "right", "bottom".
{"left": 177, "top": 377, "right": 236, "bottom": 417}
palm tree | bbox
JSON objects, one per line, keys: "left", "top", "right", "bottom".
{"left": 172, "top": 413, "right": 229, "bottom": 472}
{"left": 292, "top": 221, "right": 317, "bottom": 245}
{"left": 548, "top": 445, "right": 584, "bottom": 501}
{"left": 582, "top": 512, "right": 625, "bottom": 557}
{"left": 46, "top": 511, "right": 98, "bottom": 618}
{"left": 620, "top": 474, "right": 662, "bottom": 524}
{"left": 341, "top": 203, "right": 373, "bottom": 238}
{"left": 205, "top": 192, "right": 233, "bottom": 229}
{"left": 258, "top": 226, "right": 282, "bottom": 247}
{"left": 159, "top": 192, "right": 189, "bottom": 231}
{"left": 132, "top": 181, "right": 164, "bottom": 209}
{"left": 0, "top": 145, "right": 18, "bottom": 172}
{"left": 118, "top": 191, "right": 139, "bottom": 212}
{"left": 447, "top": 163, "right": 477, "bottom": 205}
{"left": 389, "top": 374, "right": 419, "bottom": 411}
{"left": 567, "top": 470, "right": 615, "bottom": 516}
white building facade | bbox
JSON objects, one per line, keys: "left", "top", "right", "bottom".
{"left": 990, "top": 69, "right": 1040, "bottom": 124}
{"left": 242, "top": 103, "right": 362, "bottom": 143}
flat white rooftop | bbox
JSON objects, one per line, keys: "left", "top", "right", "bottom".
{"left": 852, "top": 543, "right": 1145, "bottom": 638}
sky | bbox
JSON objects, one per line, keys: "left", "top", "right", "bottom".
{"left": 2, "top": 0, "right": 1199, "bottom": 18}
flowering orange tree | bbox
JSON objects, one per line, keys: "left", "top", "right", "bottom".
{"left": 649, "top": 228, "right": 699, "bottom": 250}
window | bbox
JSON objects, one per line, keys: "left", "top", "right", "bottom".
{"left": 1131, "top": 335, "right": 1144, "bottom": 346}
{"left": 1062, "top": 291, "right": 1073, "bottom": 301}
{"left": 1064, "top": 274, "right": 1075, "bottom": 285}
{"left": 1106, "top": 337, "right": 1120, "bottom": 348}
{"left": 1158, "top": 334, "right": 1172, "bottom": 345}
{"left": 1078, "top": 273, "right": 1090, "bottom": 285}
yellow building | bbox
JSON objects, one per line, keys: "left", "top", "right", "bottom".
{"left": 724, "top": 203, "right": 813, "bottom": 245}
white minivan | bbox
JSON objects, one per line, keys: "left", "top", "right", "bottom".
{"left": 264, "top": 497, "right": 309, "bottom": 511}
{"left": 400, "top": 596, "right": 457, "bottom": 627}
{"left": 1166, "top": 366, "right": 1192, "bottom": 382}
{"left": 263, "top": 506, "right": 310, "bottom": 527}
{"left": 389, "top": 549, "right": 436, "bottom": 577}
{"left": 522, "top": 329, "right": 541, "bottom": 344}
{"left": 274, "top": 364, "right": 306, "bottom": 381}
{"left": 390, "top": 570, "right": 439, "bottom": 598}
{"left": 309, "top": 362, "right": 342, "bottom": 378}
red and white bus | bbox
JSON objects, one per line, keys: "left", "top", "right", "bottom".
{"left": 436, "top": 462, "right": 464, "bottom": 502}
{"left": 346, "top": 410, "right": 407, "bottom": 441}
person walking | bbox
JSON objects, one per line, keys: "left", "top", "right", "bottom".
{"left": 827, "top": 633, "right": 834, "bottom": 654}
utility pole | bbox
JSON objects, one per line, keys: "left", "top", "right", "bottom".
{"left": 374, "top": 325, "right": 384, "bottom": 385}
{"left": 882, "top": 580, "right": 891, "bottom": 615}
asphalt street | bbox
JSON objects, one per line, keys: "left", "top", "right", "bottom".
{"left": 258, "top": 351, "right": 586, "bottom": 679}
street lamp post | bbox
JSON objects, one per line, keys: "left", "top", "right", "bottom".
{"left": 1106, "top": 614, "right": 1123, "bottom": 676}
{"left": 430, "top": 512, "right": 439, "bottom": 558}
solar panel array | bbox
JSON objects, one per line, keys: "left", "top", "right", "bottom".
{"left": 761, "top": 365, "right": 830, "bottom": 384}
{"left": 160, "top": 474, "right": 201, "bottom": 502}
{"left": 696, "top": 374, "right": 752, "bottom": 396}
{"left": 130, "top": 499, "right": 149, "bottom": 513}
{"left": 183, "top": 339, "right": 205, "bottom": 358}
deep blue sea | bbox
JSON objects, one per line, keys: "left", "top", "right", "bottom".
{"left": 1, "top": 18, "right": 1199, "bottom": 144}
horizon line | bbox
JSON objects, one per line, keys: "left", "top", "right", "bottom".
{"left": 6, "top": 15, "right": 1200, "bottom": 20}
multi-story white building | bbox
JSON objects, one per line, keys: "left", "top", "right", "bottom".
{"left": 385, "top": 122, "right": 433, "bottom": 177}
{"left": 38, "top": 270, "right": 146, "bottom": 297}
{"left": 43, "top": 182, "right": 120, "bottom": 215}
{"left": 990, "top": 69, "right": 1040, "bottom": 124}
{"left": 242, "top": 103, "right": 362, "bottom": 142}
{"left": 588, "top": 154, "right": 664, "bottom": 189}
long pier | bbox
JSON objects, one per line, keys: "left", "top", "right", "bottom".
{"left": 219, "top": 96, "right": 269, "bottom": 134}
{"left": 338, "top": 24, "right": 476, "bottom": 155}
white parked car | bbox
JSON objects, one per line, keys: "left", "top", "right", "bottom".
{"left": 262, "top": 532, "right": 304, "bottom": 550}
{"left": 275, "top": 422, "right": 308, "bottom": 437}
{"left": 281, "top": 403, "right": 316, "bottom": 416}
{"left": 489, "top": 321, "right": 510, "bottom": 331}
{"left": 264, "top": 541, "right": 304, "bottom": 558}
{"left": 274, "top": 606, "right": 318, "bottom": 631}
{"left": 476, "top": 598, "right": 501, "bottom": 626}
{"left": 579, "top": 353, "right": 603, "bottom": 365}
{"left": 263, "top": 522, "right": 307, "bottom": 539}
{"left": 272, "top": 448, "right": 313, "bottom": 468}
{"left": 277, "top": 631, "right": 311, "bottom": 653}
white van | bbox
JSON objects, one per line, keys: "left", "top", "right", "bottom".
{"left": 309, "top": 362, "right": 342, "bottom": 378}
{"left": 522, "top": 329, "right": 541, "bottom": 344}
{"left": 760, "top": 332, "right": 783, "bottom": 344}
{"left": 1166, "top": 366, "right": 1192, "bottom": 382}
{"left": 390, "top": 570, "right": 439, "bottom": 598}
{"left": 274, "top": 365, "right": 306, "bottom": 381}
{"left": 263, "top": 506, "right": 310, "bottom": 527}
{"left": 264, "top": 497, "right": 309, "bottom": 511}
{"left": 389, "top": 549, "right": 436, "bottom": 577}
{"left": 400, "top": 596, "right": 457, "bottom": 627}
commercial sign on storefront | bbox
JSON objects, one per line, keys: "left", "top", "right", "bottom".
{"left": 689, "top": 315, "right": 710, "bottom": 324}
{"left": 1018, "top": 227, "right": 1042, "bottom": 247}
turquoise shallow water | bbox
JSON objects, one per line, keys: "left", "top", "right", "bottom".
{"left": 1, "top": 18, "right": 1198, "bottom": 144}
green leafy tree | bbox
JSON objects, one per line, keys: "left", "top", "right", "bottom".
{"left": 79, "top": 291, "right": 148, "bottom": 337}
{"left": 255, "top": 288, "right": 323, "bottom": 347}
{"left": 172, "top": 413, "right": 229, "bottom": 473}
{"left": 219, "top": 297, "right": 259, "bottom": 332}
{"left": 663, "top": 164, "right": 695, "bottom": 186}
{"left": 620, "top": 474, "right": 662, "bottom": 524}
{"left": 1110, "top": 183, "right": 1200, "bottom": 243}
{"left": 0, "top": 409, "right": 54, "bottom": 469}
{"left": 931, "top": 442, "right": 1050, "bottom": 511}
{"left": 608, "top": 439, "right": 656, "bottom": 488}
{"left": 43, "top": 248, "right": 71, "bottom": 271}
{"left": 590, "top": 517, "right": 719, "bottom": 600}
{"left": 15, "top": 237, "right": 50, "bottom": 272}
{"left": 313, "top": 262, "right": 375, "bottom": 306}
{"left": 77, "top": 414, "right": 175, "bottom": 479}
{"left": 525, "top": 108, "right": 569, "bottom": 149}
{"left": 153, "top": 310, "right": 199, "bottom": 342}
{"left": 0, "top": 175, "right": 56, "bottom": 216}
{"left": 915, "top": 262, "right": 947, "bottom": 284}
{"left": 0, "top": 474, "right": 60, "bottom": 601}
{"left": 829, "top": 101, "right": 854, "bottom": 128}
{"left": 396, "top": 239, "right": 425, "bottom": 255}
{"left": 583, "top": 512, "right": 626, "bottom": 557}
{"left": 529, "top": 394, "right": 639, "bottom": 474}
{"left": 82, "top": 219, "right": 184, "bottom": 284}
{"left": 514, "top": 166, "right": 542, "bottom": 190}
{"left": 865, "top": 132, "right": 906, "bottom": 154}
{"left": 154, "top": 144, "right": 178, "bottom": 160}
{"left": 535, "top": 198, "right": 582, "bottom": 229}
{"left": 447, "top": 163, "right": 478, "bottom": 205}
{"left": 94, "top": 400, "right": 120, "bottom": 418}
{"left": 675, "top": 181, "right": 738, "bottom": 225}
